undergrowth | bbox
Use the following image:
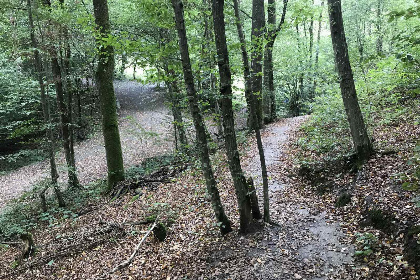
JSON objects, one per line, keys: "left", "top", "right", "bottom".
{"left": 0, "top": 153, "right": 181, "bottom": 241}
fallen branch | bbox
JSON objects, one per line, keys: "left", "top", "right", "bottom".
{"left": 111, "top": 221, "right": 157, "bottom": 273}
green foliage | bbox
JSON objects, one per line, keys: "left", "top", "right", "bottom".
{"left": 355, "top": 232, "right": 378, "bottom": 258}
{"left": 400, "top": 142, "right": 420, "bottom": 191}
{"left": 0, "top": 149, "right": 47, "bottom": 174}
{"left": 125, "top": 154, "right": 177, "bottom": 179}
{"left": 0, "top": 55, "right": 41, "bottom": 143}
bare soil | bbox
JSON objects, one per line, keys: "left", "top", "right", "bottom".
{"left": 0, "top": 81, "right": 173, "bottom": 210}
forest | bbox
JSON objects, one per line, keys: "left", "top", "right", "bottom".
{"left": 0, "top": 0, "right": 419, "bottom": 279}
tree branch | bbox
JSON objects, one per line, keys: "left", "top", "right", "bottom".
{"left": 110, "top": 220, "right": 158, "bottom": 273}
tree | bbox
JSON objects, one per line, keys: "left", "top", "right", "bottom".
{"left": 212, "top": 0, "right": 258, "bottom": 232}
{"left": 27, "top": 0, "right": 65, "bottom": 208}
{"left": 327, "top": 0, "right": 373, "bottom": 160}
{"left": 42, "top": 0, "right": 81, "bottom": 189}
{"left": 250, "top": 0, "right": 265, "bottom": 129}
{"left": 93, "top": 0, "right": 125, "bottom": 190}
{"left": 263, "top": 0, "right": 288, "bottom": 123}
{"left": 171, "top": 0, "right": 232, "bottom": 235}
{"left": 233, "top": 0, "right": 270, "bottom": 223}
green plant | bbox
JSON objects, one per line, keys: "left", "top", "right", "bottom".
{"left": 355, "top": 232, "right": 378, "bottom": 257}
{"left": 401, "top": 142, "right": 420, "bottom": 191}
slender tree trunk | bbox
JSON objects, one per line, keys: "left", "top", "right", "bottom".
{"left": 27, "top": 0, "right": 65, "bottom": 207}
{"left": 308, "top": 1, "right": 315, "bottom": 100}
{"left": 44, "top": 0, "right": 80, "bottom": 190}
{"left": 171, "top": 0, "right": 232, "bottom": 235}
{"left": 376, "top": 0, "right": 383, "bottom": 56}
{"left": 327, "top": 0, "right": 372, "bottom": 160}
{"left": 250, "top": 0, "right": 265, "bottom": 129}
{"left": 61, "top": 20, "right": 79, "bottom": 189}
{"left": 93, "top": 0, "right": 125, "bottom": 190}
{"left": 262, "top": 0, "right": 276, "bottom": 123}
{"left": 233, "top": 0, "right": 253, "bottom": 131}
{"left": 233, "top": 0, "right": 265, "bottom": 221}
{"left": 51, "top": 52, "right": 81, "bottom": 189}
{"left": 313, "top": 1, "right": 324, "bottom": 94}
{"left": 165, "top": 70, "right": 188, "bottom": 152}
{"left": 212, "top": 0, "right": 255, "bottom": 232}
{"left": 121, "top": 51, "right": 127, "bottom": 77}
{"left": 263, "top": 0, "right": 288, "bottom": 123}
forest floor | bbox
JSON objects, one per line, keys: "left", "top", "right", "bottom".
{"left": 0, "top": 115, "right": 363, "bottom": 280}
{"left": 0, "top": 81, "right": 174, "bottom": 209}
{"left": 0, "top": 82, "right": 418, "bottom": 279}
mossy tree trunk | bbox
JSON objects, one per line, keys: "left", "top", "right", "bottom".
{"left": 93, "top": 0, "right": 125, "bottom": 190}
{"left": 171, "top": 0, "right": 232, "bottom": 235}
{"left": 327, "top": 0, "right": 373, "bottom": 160}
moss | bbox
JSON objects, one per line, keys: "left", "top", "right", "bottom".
{"left": 363, "top": 208, "right": 396, "bottom": 234}
{"left": 153, "top": 222, "right": 167, "bottom": 242}
{"left": 336, "top": 192, "right": 352, "bottom": 207}
{"left": 404, "top": 225, "right": 420, "bottom": 276}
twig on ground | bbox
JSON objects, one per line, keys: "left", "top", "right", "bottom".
{"left": 110, "top": 219, "right": 158, "bottom": 273}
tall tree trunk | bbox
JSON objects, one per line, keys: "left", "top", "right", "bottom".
{"left": 61, "top": 15, "right": 78, "bottom": 189}
{"left": 262, "top": 0, "right": 288, "bottom": 123}
{"left": 212, "top": 0, "right": 255, "bottom": 232}
{"left": 93, "top": 0, "right": 125, "bottom": 190}
{"left": 308, "top": 1, "right": 315, "bottom": 100}
{"left": 165, "top": 69, "right": 188, "bottom": 152}
{"left": 232, "top": 0, "right": 265, "bottom": 221}
{"left": 262, "top": 0, "right": 276, "bottom": 123}
{"left": 313, "top": 1, "right": 324, "bottom": 95}
{"left": 327, "top": 0, "right": 373, "bottom": 160}
{"left": 27, "top": 0, "right": 65, "bottom": 207}
{"left": 376, "top": 0, "right": 383, "bottom": 56}
{"left": 232, "top": 0, "right": 253, "bottom": 131}
{"left": 44, "top": 0, "right": 80, "bottom": 189}
{"left": 171, "top": 0, "right": 232, "bottom": 235}
{"left": 250, "top": 0, "right": 265, "bottom": 129}
{"left": 51, "top": 52, "right": 81, "bottom": 189}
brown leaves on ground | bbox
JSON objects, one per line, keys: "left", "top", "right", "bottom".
{"left": 0, "top": 114, "right": 418, "bottom": 279}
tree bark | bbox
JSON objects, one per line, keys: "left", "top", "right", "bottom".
{"left": 250, "top": 0, "right": 265, "bottom": 129}
{"left": 313, "top": 1, "right": 324, "bottom": 95}
{"left": 43, "top": 0, "right": 80, "bottom": 190}
{"left": 232, "top": 0, "right": 253, "bottom": 131}
{"left": 165, "top": 69, "right": 188, "bottom": 152}
{"left": 233, "top": 0, "right": 268, "bottom": 222}
{"left": 171, "top": 0, "right": 232, "bottom": 235}
{"left": 93, "top": 0, "right": 125, "bottom": 190}
{"left": 327, "top": 0, "right": 373, "bottom": 160}
{"left": 212, "top": 0, "right": 254, "bottom": 232}
{"left": 263, "top": 0, "right": 288, "bottom": 123}
{"left": 27, "top": 0, "right": 65, "bottom": 207}
{"left": 376, "top": 0, "right": 383, "bottom": 56}
{"left": 308, "top": 1, "right": 315, "bottom": 100}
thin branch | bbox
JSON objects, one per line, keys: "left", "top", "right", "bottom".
{"left": 110, "top": 220, "right": 158, "bottom": 273}
{"left": 227, "top": 2, "right": 252, "bottom": 20}
{"left": 275, "top": 0, "right": 289, "bottom": 34}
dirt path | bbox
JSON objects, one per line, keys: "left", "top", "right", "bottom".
{"left": 0, "top": 115, "right": 359, "bottom": 280}
{"left": 241, "top": 117, "right": 355, "bottom": 279}
{"left": 0, "top": 81, "right": 173, "bottom": 210}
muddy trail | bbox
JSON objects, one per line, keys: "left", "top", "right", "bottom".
{"left": 0, "top": 81, "right": 173, "bottom": 210}
{"left": 240, "top": 117, "right": 355, "bottom": 279}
